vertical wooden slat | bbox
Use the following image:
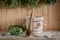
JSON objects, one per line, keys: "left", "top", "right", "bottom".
{"left": 6, "top": 8, "right": 12, "bottom": 31}
{"left": 0, "top": 7, "right": 2, "bottom": 31}
{"left": 21, "top": 8, "right": 27, "bottom": 25}
{"left": 1, "top": 7, "right": 6, "bottom": 31}
{"left": 17, "top": 7, "right": 21, "bottom": 25}
{"left": 48, "top": 5, "right": 53, "bottom": 30}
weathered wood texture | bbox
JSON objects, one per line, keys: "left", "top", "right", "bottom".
{"left": 0, "top": 0, "right": 60, "bottom": 31}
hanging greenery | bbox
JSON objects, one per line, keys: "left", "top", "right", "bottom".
{"left": 43, "top": 0, "right": 57, "bottom": 5}
{"left": 3, "top": 0, "right": 20, "bottom": 8}
{"left": 0, "top": 0, "right": 57, "bottom": 8}
{"left": 21, "top": 0, "right": 39, "bottom": 7}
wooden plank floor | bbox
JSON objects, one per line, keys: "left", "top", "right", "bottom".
{"left": 0, "top": 31, "right": 60, "bottom": 40}
{"left": 0, "top": 37, "right": 60, "bottom": 40}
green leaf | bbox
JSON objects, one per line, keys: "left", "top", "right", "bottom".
{"left": 8, "top": 25, "right": 24, "bottom": 35}
{"left": 3, "top": 0, "right": 20, "bottom": 8}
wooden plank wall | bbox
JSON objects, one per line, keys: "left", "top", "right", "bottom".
{"left": 47, "top": 0, "right": 60, "bottom": 31}
{"left": 0, "top": 0, "right": 60, "bottom": 31}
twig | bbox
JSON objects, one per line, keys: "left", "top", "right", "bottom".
{"left": 28, "top": 11, "right": 33, "bottom": 28}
